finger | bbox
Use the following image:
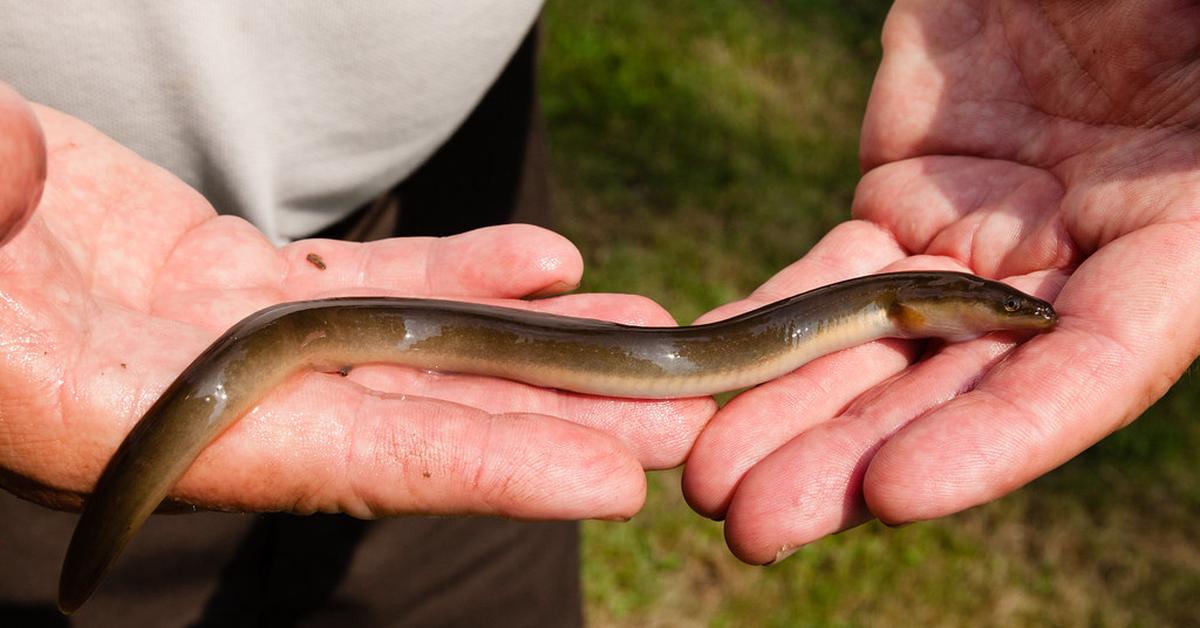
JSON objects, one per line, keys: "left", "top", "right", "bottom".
{"left": 153, "top": 223, "right": 586, "bottom": 332}
{"left": 852, "top": 156, "right": 1079, "bottom": 277}
{"left": 280, "top": 224, "right": 584, "bottom": 300}
{"left": 173, "top": 375, "right": 647, "bottom": 521}
{"left": 720, "top": 271, "right": 1062, "bottom": 564}
{"left": 683, "top": 221, "right": 913, "bottom": 516}
{"left": 0, "top": 82, "right": 46, "bottom": 245}
{"left": 864, "top": 223, "right": 1200, "bottom": 524}
{"left": 682, "top": 339, "right": 915, "bottom": 519}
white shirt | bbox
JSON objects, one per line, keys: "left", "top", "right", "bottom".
{"left": 0, "top": 1, "right": 543, "bottom": 241}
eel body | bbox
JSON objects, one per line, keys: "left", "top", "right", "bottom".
{"left": 58, "top": 271, "right": 1056, "bottom": 612}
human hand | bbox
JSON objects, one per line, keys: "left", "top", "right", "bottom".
{"left": 682, "top": 0, "right": 1200, "bottom": 563}
{"left": 0, "top": 83, "right": 714, "bottom": 522}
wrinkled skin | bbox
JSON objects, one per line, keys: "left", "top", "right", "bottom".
{"left": 0, "top": 82, "right": 716, "bottom": 521}
{"left": 683, "top": 0, "right": 1200, "bottom": 564}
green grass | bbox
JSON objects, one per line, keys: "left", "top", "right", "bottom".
{"left": 540, "top": 1, "right": 1200, "bottom": 626}
{"left": 541, "top": 0, "right": 880, "bottom": 322}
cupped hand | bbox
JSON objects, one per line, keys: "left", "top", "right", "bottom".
{"left": 683, "top": 0, "right": 1200, "bottom": 563}
{"left": 0, "top": 84, "right": 714, "bottom": 522}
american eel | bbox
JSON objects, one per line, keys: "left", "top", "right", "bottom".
{"left": 58, "top": 270, "right": 1056, "bottom": 612}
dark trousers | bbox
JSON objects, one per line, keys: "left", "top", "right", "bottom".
{"left": 0, "top": 23, "right": 581, "bottom": 628}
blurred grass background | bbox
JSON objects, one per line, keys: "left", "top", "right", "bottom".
{"left": 538, "top": 1, "right": 1200, "bottom": 626}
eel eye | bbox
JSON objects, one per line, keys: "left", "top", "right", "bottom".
{"left": 1003, "top": 296, "right": 1020, "bottom": 312}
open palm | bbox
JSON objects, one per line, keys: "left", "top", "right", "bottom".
{"left": 684, "top": 0, "right": 1200, "bottom": 563}
{"left": 0, "top": 86, "right": 715, "bottom": 522}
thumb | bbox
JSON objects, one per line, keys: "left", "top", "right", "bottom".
{"left": 0, "top": 82, "right": 46, "bottom": 246}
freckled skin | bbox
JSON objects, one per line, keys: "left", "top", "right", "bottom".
{"left": 58, "top": 271, "right": 1055, "bottom": 614}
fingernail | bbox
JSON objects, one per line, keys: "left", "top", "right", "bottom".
{"left": 766, "top": 544, "right": 801, "bottom": 565}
